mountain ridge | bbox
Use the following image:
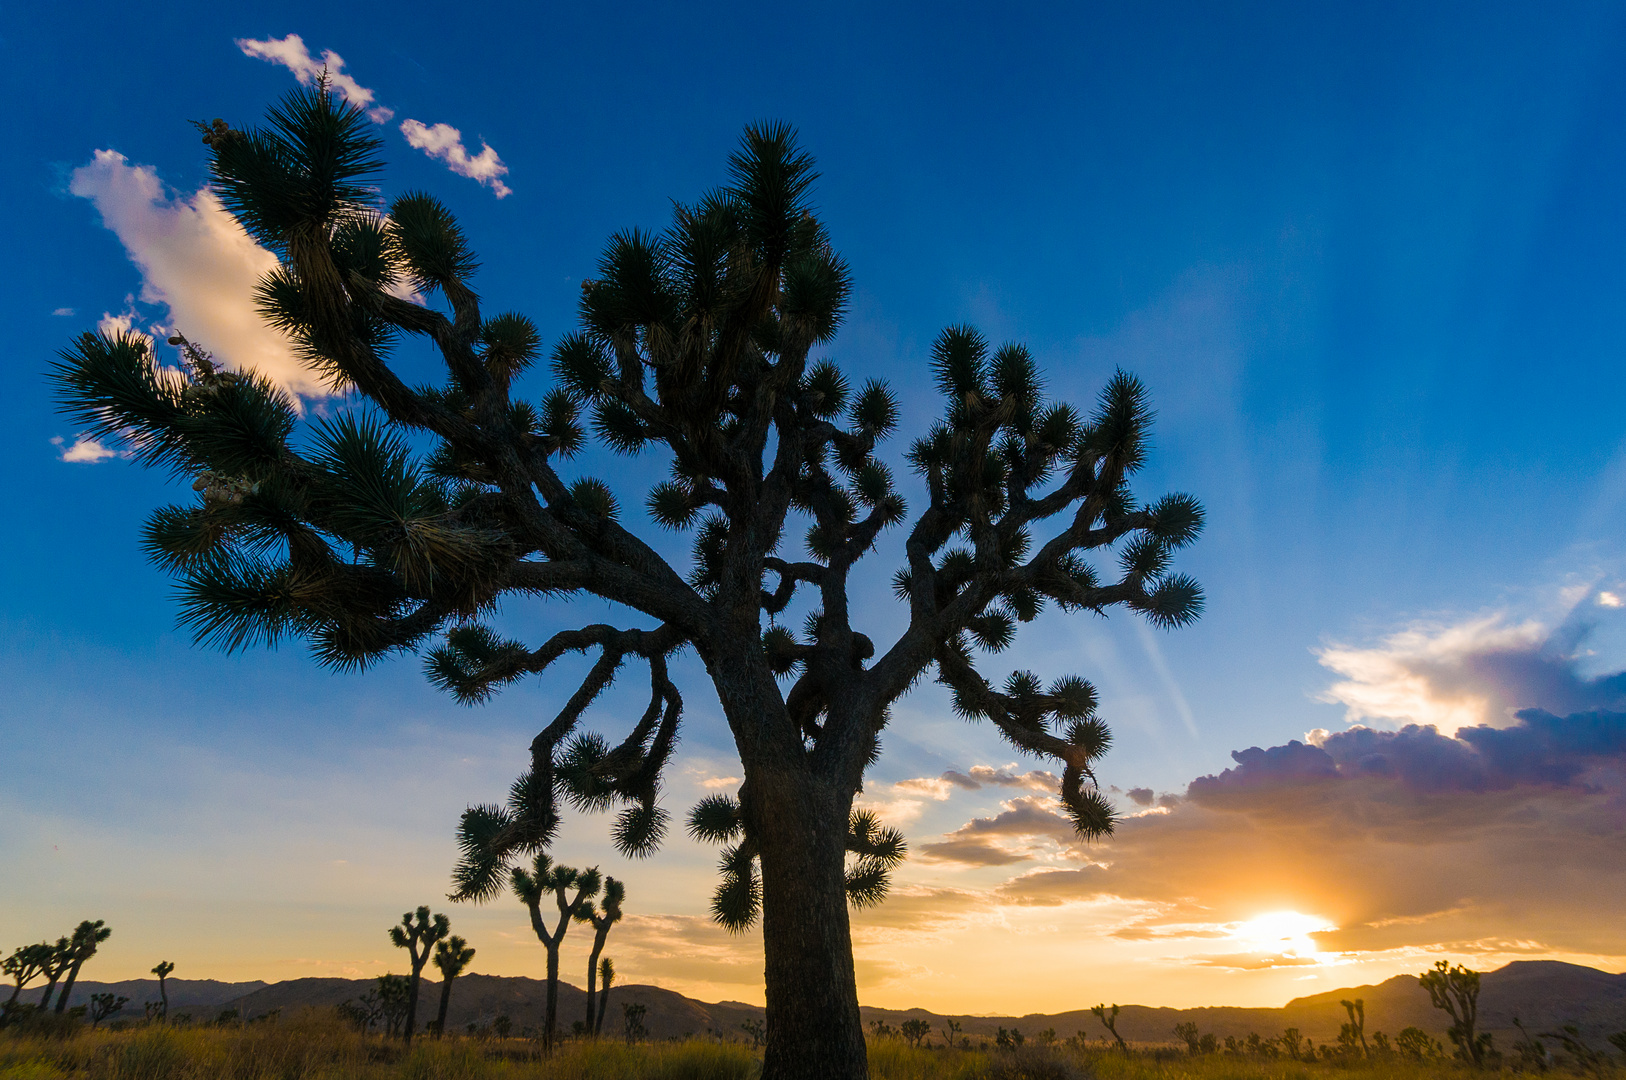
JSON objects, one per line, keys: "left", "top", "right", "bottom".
{"left": 31, "top": 960, "right": 1624, "bottom": 1045}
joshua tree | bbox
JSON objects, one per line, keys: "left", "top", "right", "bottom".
{"left": 51, "top": 82, "right": 1204, "bottom": 1080}
{"left": 1339, "top": 997, "right": 1368, "bottom": 1057}
{"left": 1091, "top": 1003, "right": 1127, "bottom": 1050}
{"left": 574, "top": 876, "right": 623, "bottom": 1034}
{"left": 940, "top": 1017, "right": 963, "bottom": 1049}
{"left": 430, "top": 935, "right": 475, "bottom": 1038}
{"left": 901, "top": 1018, "right": 931, "bottom": 1048}
{"left": 388, "top": 906, "right": 450, "bottom": 1043}
{"left": 88, "top": 992, "right": 128, "bottom": 1027}
{"left": 33, "top": 937, "right": 74, "bottom": 1013}
{"left": 622, "top": 1001, "right": 648, "bottom": 1044}
{"left": 2, "top": 943, "right": 55, "bottom": 1020}
{"left": 376, "top": 974, "right": 413, "bottom": 1037}
{"left": 594, "top": 957, "right": 614, "bottom": 1036}
{"left": 53, "top": 920, "right": 111, "bottom": 1014}
{"left": 1419, "top": 961, "right": 1489, "bottom": 1067}
{"left": 1174, "top": 1022, "right": 1202, "bottom": 1055}
{"left": 151, "top": 960, "right": 175, "bottom": 1021}
{"left": 512, "top": 854, "right": 599, "bottom": 1047}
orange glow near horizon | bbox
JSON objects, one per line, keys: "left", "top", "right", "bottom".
{"left": 1230, "top": 911, "right": 1336, "bottom": 960}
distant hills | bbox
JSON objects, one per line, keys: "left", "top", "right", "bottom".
{"left": 33, "top": 960, "right": 1625, "bottom": 1046}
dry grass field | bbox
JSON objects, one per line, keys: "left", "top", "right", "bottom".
{"left": 1, "top": 1010, "right": 1616, "bottom": 1080}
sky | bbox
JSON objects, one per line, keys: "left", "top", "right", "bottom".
{"left": 2, "top": 0, "right": 1625, "bottom": 1015}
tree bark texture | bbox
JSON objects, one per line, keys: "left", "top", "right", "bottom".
{"left": 753, "top": 767, "right": 868, "bottom": 1080}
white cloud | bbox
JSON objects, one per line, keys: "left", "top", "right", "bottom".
{"left": 236, "top": 34, "right": 393, "bottom": 123}
{"left": 1599, "top": 591, "right": 1623, "bottom": 608}
{"left": 68, "top": 150, "right": 328, "bottom": 399}
{"left": 400, "top": 120, "right": 512, "bottom": 198}
{"left": 52, "top": 307, "right": 74, "bottom": 317}
{"left": 699, "top": 775, "right": 741, "bottom": 790}
{"left": 50, "top": 435, "right": 123, "bottom": 464}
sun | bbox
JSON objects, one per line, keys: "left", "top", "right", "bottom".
{"left": 1232, "top": 910, "right": 1334, "bottom": 957}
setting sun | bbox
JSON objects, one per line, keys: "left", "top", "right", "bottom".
{"left": 1232, "top": 912, "right": 1335, "bottom": 958}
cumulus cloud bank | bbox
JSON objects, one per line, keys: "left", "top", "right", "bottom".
{"left": 926, "top": 709, "right": 1626, "bottom": 961}
{"left": 68, "top": 151, "right": 324, "bottom": 398}
{"left": 1317, "top": 612, "right": 1626, "bottom": 734}
{"left": 399, "top": 120, "right": 512, "bottom": 198}
{"left": 237, "top": 34, "right": 394, "bottom": 123}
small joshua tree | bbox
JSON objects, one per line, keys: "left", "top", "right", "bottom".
{"left": 594, "top": 958, "right": 614, "bottom": 1036}
{"left": 1091, "top": 1003, "right": 1127, "bottom": 1050}
{"left": 53, "top": 920, "right": 112, "bottom": 1014}
{"left": 574, "top": 876, "right": 623, "bottom": 1035}
{"left": 377, "top": 975, "right": 413, "bottom": 1037}
{"left": 430, "top": 935, "right": 475, "bottom": 1038}
{"left": 1339, "top": 998, "right": 1368, "bottom": 1057}
{"left": 623, "top": 1001, "right": 648, "bottom": 1044}
{"left": 151, "top": 961, "right": 175, "bottom": 1022}
{"left": 1174, "top": 1022, "right": 1202, "bottom": 1055}
{"left": 941, "top": 1017, "right": 963, "bottom": 1048}
{"left": 511, "top": 854, "right": 599, "bottom": 1048}
{"left": 388, "top": 906, "right": 450, "bottom": 1043}
{"left": 88, "top": 993, "right": 128, "bottom": 1027}
{"left": 1419, "top": 961, "right": 1489, "bottom": 1067}
{"left": 742, "top": 1017, "right": 766, "bottom": 1048}
{"left": 2, "top": 943, "right": 56, "bottom": 1022}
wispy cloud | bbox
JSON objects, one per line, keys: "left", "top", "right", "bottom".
{"left": 399, "top": 120, "right": 512, "bottom": 198}
{"left": 236, "top": 34, "right": 393, "bottom": 123}
{"left": 68, "top": 150, "right": 325, "bottom": 399}
{"left": 52, "top": 307, "right": 74, "bottom": 317}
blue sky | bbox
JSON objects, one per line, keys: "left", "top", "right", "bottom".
{"left": 3, "top": 1, "right": 1624, "bottom": 1010}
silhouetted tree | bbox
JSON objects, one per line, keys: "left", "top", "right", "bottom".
{"left": 151, "top": 960, "right": 174, "bottom": 1022}
{"left": 512, "top": 853, "right": 598, "bottom": 1048}
{"left": 2, "top": 943, "right": 55, "bottom": 1022}
{"left": 430, "top": 935, "right": 475, "bottom": 1038}
{"left": 594, "top": 957, "right": 614, "bottom": 1036}
{"left": 52, "top": 81, "right": 1204, "bottom": 1080}
{"left": 1174, "top": 1022, "right": 1203, "bottom": 1055}
{"left": 377, "top": 975, "right": 412, "bottom": 1037}
{"left": 388, "top": 906, "right": 450, "bottom": 1043}
{"left": 1339, "top": 997, "right": 1368, "bottom": 1057}
{"left": 574, "top": 875, "right": 623, "bottom": 1035}
{"left": 901, "top": 1018, "right": 931, "bottom": 1048}
{"left": 622, "top": 1001, "right": 648, "bottom": 1044}
{"left": 941, "top": 1017, "right": 963, "bottom": 1048}
{"left": 1396, "top": 1026, "right": 1443, "bottom": 1061}
{"left": 88, "top": 993, "right": 128, "bottom": 1027}
{"left": 33, "top": 937, "right": 74, "bottom": 1013}
{"left": 1091, "top": 1003, "right": 1127, "bottom": 1050}
{"left": 1420, "top": 961, "right": 1490, "bottom": 1067}
{"left": 53, "top": 920, "right": 111, "bottom": 1014}
{"left": 1280, "top": 1028, "right": 1305, "bottom": 1061}
{"left": 337, "top": 990, "right": 385, "bottom": 1033}
{"left": 742, "top": 1017, "right": 766, "bottom": 1048}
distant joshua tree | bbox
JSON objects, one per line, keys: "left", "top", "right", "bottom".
{"left": 33, "top": 937, "right": 74, "bottom": 1013}
{"left": 430, "top": 935, "right": 475, "bottom": 1038}
{"left": 940, "top": 1017, "right": 963, "bottom": 1049}
{"left": 508, "top": 853, "right": 600, "bottom": 1048}
{"left": 1091, "top": 1003, "right": 1127, "bottom": 1050}
{"left": 623, "top": 1001, "right": 648, "bottom": 1044}
{"left": 54, "top": 920, "right": 112, "bottom": 1014}
{"left": 376, "top": 975, "right": 413, "bottom": 1037}
{"left": 151, "top": 960, "right": 175, "bottom": 1021}
{"left": 574, "top": 875, "right": 624, "bottom": 1035}
{"left": 88, "top": 992, "right": 128, "bottom": 1027}
{"left": 1174, "top": 1022, "right": 1202, "bottom": 1055}
{"left": 594, "top": 958, "right": 615, "bottom": 1036}
{"left": 1396, "top": 1026, "right": 1443, "bottom": 1061}
{"left": 388, "top": 906, "right": 450, "bottom": 1043}
{"left": 1339, "top": 998, "right": 1368, "bottom": 1057}
{"left": 2, "top": 943, "right": 56, "bottom": 1021}
{"left": 1419, "top": 961, "right": 1491, "bottom": 1067}
{"left": 900, "top": 1018, "right": 931, "bottom": 1048}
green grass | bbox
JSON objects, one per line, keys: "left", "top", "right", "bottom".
{"left": 0, "top": 1012, "right": 1614, "bottom": 1079}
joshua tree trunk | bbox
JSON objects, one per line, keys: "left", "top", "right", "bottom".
{"left": 752, "top": 769, "right": 867, "bottom": 1080}
{"left": 434, "top": 978, "right": 453, "bottom": 1037}
{"left": 54, "top": 959, "right": 86, "bottom": 1014}
{"left": 404, "top": 971, "right": 421, "bottom": 1044}
{"left": 544, "top": 945, "right": 560, "bottom": 1046}
{"left": 594, "top": 960, "right": 613, "bottom": 1036}
{"left": 584, "top": 943, "right": 602, "bottom": 1034}
{"left": 36, "top": 974, "right": 61, "bottom": 1013}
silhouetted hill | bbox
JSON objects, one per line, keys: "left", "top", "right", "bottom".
{"left": 40, "top": 960, "right": 1625, "bottom": 1046}
{"left": 21, "top": 979, "right": 266, "bottom": 1015}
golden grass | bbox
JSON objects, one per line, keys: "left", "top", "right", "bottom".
{"left": 0, "top": 1012, "right": 1612, "bottom": 1080}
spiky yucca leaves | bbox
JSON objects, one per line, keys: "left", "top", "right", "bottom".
{"left": 687, "top": 795, "right": 905, "bottom": 931}
{"left": 54, "top": 80, "right": 1204, "bottom": 1080}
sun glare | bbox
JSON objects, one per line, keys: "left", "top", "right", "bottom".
{"left": 1232, "top": 911, "right": 1334, "bottom": 957}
